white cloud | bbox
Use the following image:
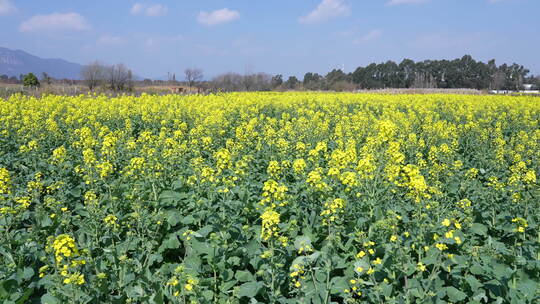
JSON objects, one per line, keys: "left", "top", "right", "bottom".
{"left": 299, "top": 0, "right": 350, "bottom": 24}
{"left": 19, "top": 12, "right": 91, "bottom": 33}
{"left": 130, "top": 3, "right": 144, "bottom": 15}
{"left": 353, "top": 29, "right": 383, "bottom": 44}
{"left": 146, "top": 4, "right": 168, "bottom": 16}
{"left": 0, "top": 0, "right": 17, "bottom": 15}
{"left": 387, "top": 0, "right": 429, "bottom": 6}
{"left": 197, "top": 8, "right": 240, "bottom": 26}
{"left": 130, "top": 3, "right": 168, "bottom": 17}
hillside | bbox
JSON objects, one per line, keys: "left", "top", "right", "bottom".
{"left": 0, "top": 47, "right": 83, "bottom": 79}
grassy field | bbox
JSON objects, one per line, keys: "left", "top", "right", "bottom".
{"left": 0, "top": 93, "right": 539, "bottom": 303}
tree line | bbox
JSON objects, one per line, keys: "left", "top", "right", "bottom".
{"left": 208, "top": 55, "right": 538, "bottom": 92}
{"left": 348, "top": 55, "right": 533, "bottom": 90}
{"left": 4, "top": 55, "right": 537, "bottom": 93}
{"left": 81, "top": 61, "right": 134, "bottom": 91}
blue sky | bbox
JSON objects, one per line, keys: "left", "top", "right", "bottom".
{"left": 1, "top": 0, "right": 538, "bottom": 79}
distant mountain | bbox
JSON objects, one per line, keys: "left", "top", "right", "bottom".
{"left": 0, "top": 47, "right": 83, "bottom": 79}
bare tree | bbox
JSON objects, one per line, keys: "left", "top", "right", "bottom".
{"left": 107, "top": 63, "right": 133, "bottom": 91}
{"left": 41, "top": 72, "right": 52, "bottom": 85}
{"left": 81, "top": 61, "right": 106, "bottom": 90}
{"left": 210, "top": 72, "right": 272, "bottom": 92}
{"left": 184, "top": 68, "right": 203, "bottom": 90}
{"left": 243, "top": 73, "right": 255, "bottom": 91}
{"left": 211, "top": 73, "right": 243, "bottom": 92}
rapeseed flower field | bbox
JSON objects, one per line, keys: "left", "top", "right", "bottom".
{"left": 0, "top": 92, "right": 538, "bottom": 303}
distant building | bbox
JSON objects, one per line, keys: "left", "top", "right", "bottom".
{"left": 523, "top": 84, "right": 534, "bottom": 90}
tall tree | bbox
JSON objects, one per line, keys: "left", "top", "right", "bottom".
{"left": 303, "top": 72, "right": 323, "bottom": 90}
{"left": 285, "top": 76, "right": 300, "bottom": 90}
{"left": 184, "top": 68, "right": 203, "bottom": 90}
{"left": 271, "top": 74, "right": 283, "bottom": 89}
{"left": 81, "top": 61, "right": 106, "bottom": 91}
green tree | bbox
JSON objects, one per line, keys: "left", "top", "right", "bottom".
{"left": 271, "top": 74, "right": 283, "bottom": 89}
{"left": 303, "top": 72, "right": 324, "bottom": 90}
{"left": 23, "top": 73, "right": 40, "bottom": 88}
{"left": 285, "top": 76, "right": 300, "bottom": 89}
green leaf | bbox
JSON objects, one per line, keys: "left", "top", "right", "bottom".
{"left": 492, "top": 263, "right": 513, "bottom": 279}
{"left": 445, "top": 286, "right": 467, "bottom": 302}
{"left": 471, "top": 223, "right": 487, "bottom": 236}
{"left": 190, "top": 240, "right": 215, "bottom": 258}
{"left": 408, "top": 288, "right": 422, "bottom": 298}
{"left": 423, "top": 248, "right": 439, "bottom": 265}
{"left": 381, "top": 283, "right": 393, "bottom": 298}
{"left": 221, "top": 279, "right": 237, "bottom": 292}
{"left": 22, "top": 267, "right": 34, "bottom": 280}
{"left": 0, "top": 280, "right": 17, "bottom": 298}
{"left": 470, "top": 264, "right": 484, "bottom": 275}
{"left": 465, "top": 275, "right": 483, "bottom": 292}
{"left": 202, "top": 290, "right": 214, "bottom": 301}
{"left": 196, "top": 225, "right": 214, "bottom": 237}
{"left": 237, "top": 281, "right": 263, "bottom": 298}
{"left": 329, "top": 276, "right": 348, "bottom": 294}
{"left": 159, "top": 190, "right": 186, "bottom": 205}
{"left": 41, "top": 293, "right": 60, "bottom": 304}
{"left": 307, "top": 252, "right": 321, "bottom": 263}
{"left": 180, "top": 215, "right": 195, "bottom": 225}
{"left": 516, "top": 279, "right": 537, "bottom": 300}
{"left": 235, "top": 271, "right": 254, "bottom": 282}
{"left": 165, "top": 210, "right": 183, "bottom": 226}
{"left": 68, "top": 187, "right": 81, "bottom": 198}
{"left": 159, "top": 234, "right": 180, "bottom": 252}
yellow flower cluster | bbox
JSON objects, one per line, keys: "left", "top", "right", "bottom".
{"left": 260, "top": 208, "right": 280, "bottom": 241}
{"left": 292, "top": 158, "right": 307, "bottom": 174}
{"left": 400, "top": 164, "right": 431, "bottom": 203}
{"left": 62, "top": 271, "right": 85, "bottom": 285}
{"left": 19, "top": 140, "right": 39, "bottom": 153}
{"left": 45, "top": 234, "right": 86, "bottom": 285}
{"left": 48, "top": 234, "right": 79, "bottom": 263}
{"left": 260, "top": 179, "right": 288, "bottom": 207}
{"left": 104, "top": 214, "right": 119, "bottom": 227}
{"left": 214, "top": 148, "right": 232, "bottom": 172}
{"left": 306, "top": 168, "right": 329, "bottom": 192}
{"left": 51, "top": 146, "right": 67, "bottom": 164}
{"left": 320, "top": 198, "right": 346, "bottom": 226}
{"left": 267, "top": 160, "right": 281, "bottom": 178}
{"left": 512, "top": 217, "right": 528, "bottom": 233}
{"left": 0, "top": 168, "right": 11, "bottom": 195}
{"left": 289, "top": 264, "right": 305, "bottom": 289}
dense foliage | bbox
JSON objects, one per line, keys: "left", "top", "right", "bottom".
{"left": 302, "top": 56, "right": 537, "bottom": 91}
{"left": 0, "top": 93, "right": 539, "bottom": 303}
{"left": 349, "top": 56, "right": 531, "bottom": 90}
{"left": 22, "top": 73, "right": 40, "bottom": 88}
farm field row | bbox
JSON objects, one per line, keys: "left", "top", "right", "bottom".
{"left": 0, "top": 93, "right": 539, "bottom": 303}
